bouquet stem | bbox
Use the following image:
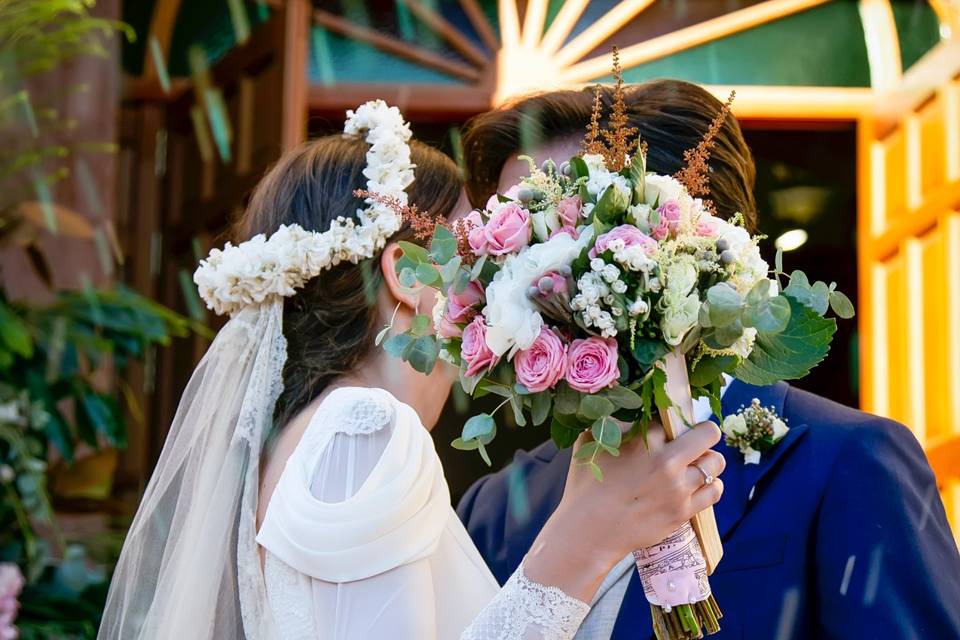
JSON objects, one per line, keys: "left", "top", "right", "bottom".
{"left": 651, "top": 598, "right": 723, "bottom": 640}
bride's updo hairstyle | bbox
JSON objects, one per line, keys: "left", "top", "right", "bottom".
{"left": 234, "top": 135, "right": 462, "bottom": 428}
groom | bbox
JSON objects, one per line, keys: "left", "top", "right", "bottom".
{"left": 456, "top": 80, "right": 960, "bottom": 639}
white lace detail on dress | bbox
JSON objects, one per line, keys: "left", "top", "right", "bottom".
{"left": 461, "top": 561, "right": 591, "bottom": 640}
{"left": 264, "top": 552, "right": 317, "bottom": 640}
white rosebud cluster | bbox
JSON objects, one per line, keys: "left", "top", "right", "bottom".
{"left": 194, "top": 100, "right": 414, "bottom": 316}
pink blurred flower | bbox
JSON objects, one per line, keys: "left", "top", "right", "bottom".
{"left": 534, "top": 271, "right": 569, "bottom": 296}
{"left": 550, "top": 225, "right": 579, "bottom": 240}
{"left": 565, "top": 337, "right": 620, "bottom": 393}
{"left": 464, "top": 210, "right": 489, "bottom": 256}
{"left": 440, "top": 281, "right": 485, "bottom": 338}
{"left": 0, "top": 564, "right": 23, "bottom": 640}
{"left": 590, "top": 225, "right": 657, "bottom": 258}
{"left": 651, "top": 199, "right": 682, "bottom": 240}
{"left": 484, "top": 202, "right": 531, "bottom": 255}
{"left": 514, "top": 327, "right": 567, "bottom": 393}
{"left": 484, "top": 184, "right": 521, "bottom": 212}
{"left": 556, "top": 196, "right": 582, "bottom": 227}
{"left": 696, "top": 217, "right": 718, "bottom": 237}
{"left": 461, "top": 316, "right": 500, "bottom": 377}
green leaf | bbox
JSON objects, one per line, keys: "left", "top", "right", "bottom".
{"left": 374, "top": 325, "right": 391, "bottom": 346}
{"left": 0, "top": 305, "right": 33, "bottom": 359}
{"left": 628, "top": 151, "right": 646, "bottom": 203}
{"left": 453, "top": 267, "right": 472, "bottom": 294}
{"left": 742, "top": 292, "right": 791, "bottom": 334}
{"left": 462, "top": 413, "right": 496, "bottom": 441}
{"left": 513, "top": 383, "right": 530, "bottom": 395}
{"left": 632, "top": 338, "right": 669, "bottom": 366}
{"left": 406, "top": 335, "right": 439, "bottom": 374}
{"left": 398, "top": 241, "right": 430, "bottom": 264}
{"left": 706, "top": 283, "right": 743, "bottom": 326}
{"left": 383, "top": 333, "right": 413, "bottom": 358}
{"left": 470, "top": 255, "right": 488, "bottom": 281}
{"left": 784, "top": 270, "right": 829, "bottom": 315}
{"left": 510, "top": 394, "right": 527, "bottom": 427}
{"left": 531, "top": 392, "right": 552, "bottom": 426}
{"left": 573, "top": 440, "right": 599, "bottom": 460}
{"left": 415, "top": 263, "right": 440, "bottom": 286}
{"left": 733, "top": 295, "right": 837, "bottom": 386}
{"left": 606, "top": 385, "right": 643, "bottom": 410}
{"left": 410, "top": 314, "right": 431, "bottom": 336}
{"left": 555, "top": 382, "right": 580, "bottom": 414}
{"left": 775, "top": 247, "right": 783, "bottom": 274}
{"left": 587, "top": 461, "right": 604, "bottom": 481}
{"left": 591, "top": 417, "right": 622, "bottom": 449}
{"left": 477, "top": 441, "right": 492, "bottom": 466}
{"left": 592, "top": 182, "right": 630, "bottom": 224}
{"left": 429, "top": 225, "right": 457, "bottom": 264}
{"left": 438, "top": 256, "right": 462, "bottom": 286}
{"left": 399, "top": 267, "right": 417, "bottom": 288}
{"left": 451, "top": 437, "right": 479, "bottom": 451}
{"left": 689, "top": 354, "right": 738, "bottom": 387}
{"left": 569, "top": 156, "right": 589, "bottom": 180}
{"left": 829, "top": 290, "right": 856, "bottom": 319}
{"left": 550, "top": 413, "right": 582, "bottom": 448}
{"left": 579, "top": 395, "right": 615, "bottom": 420}
{"left": 652, "top": 367, "right": 671, "bottom": 411}
{"left": 712, "top": 320, "right": 744, "bottom": 348}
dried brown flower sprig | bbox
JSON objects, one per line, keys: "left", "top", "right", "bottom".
{"left": 673, "top": 90, "right": 736, "bottom": 204}
{"left": 353, "top": 189, "right": 442, "bottom": 242}
{"left": 581, "top": 47, "right": 639, "bottom": 171}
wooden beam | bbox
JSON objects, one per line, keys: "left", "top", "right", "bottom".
{"left": 553, "top": 0, "right": 656, "bottom": 68}
{"left": 521, "top": 0, "right": 549, "bottom": 49}
{"left": 498, "top": 0, "right": 521, "bottom": 49}
{"left": 928, "top": 435, "right": 960, "bottom": 487}
{"left": 539, "top": 0, "right": 589, "bottom": 55}
{"left": 309, "top": 84, "right": 492, "bottom": 119}
{"left": 142, "top": 0, "right": 183, "bottom": 81}
{"left": 458, "top": 0, "right": 499, "bottom": 52}
{"left": 873, "top": 40, "right": 960, "bottom": 133}
{"left": 398, "top": 0, "right": 490, "bottom": 68}
{"left": 858, "top": 0, "right": 902, "bottom": 91}
{"left": 929, "top": 0, "right": 960, "bottom": 38}
{"left": 863, "top": 181, "right": 960, "bottom": 262}
{"left": 283, "top": 0, "right": 309, "bottom": 150}
{"left": 313, "top": 9, "right": 481, "bottom": 82}
{"left": 562, "top": 0, "right": 831, "bottom": 84}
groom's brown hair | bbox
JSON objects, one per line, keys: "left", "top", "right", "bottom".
{"left": 461, "top": 79, "right": 758, "bottom": 231}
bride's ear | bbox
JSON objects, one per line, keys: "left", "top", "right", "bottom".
{"left": 380, "top": 242, "right": 420, "bottom": 309}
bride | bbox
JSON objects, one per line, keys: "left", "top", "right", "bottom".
{"left": 98, "top": 101, "right": 724, "bottom": 639}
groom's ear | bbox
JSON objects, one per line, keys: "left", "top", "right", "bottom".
{"left": 380, "top": 242, "right": 421, "bottom": 310}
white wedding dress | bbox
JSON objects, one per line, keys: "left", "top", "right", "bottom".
{"left": 256, "top": 386, "right": 591, "bottom": 639}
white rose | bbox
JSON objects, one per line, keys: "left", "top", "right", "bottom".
{"left": 627, "top": 203, "right": 653, "bottom": 232}
{"left": 730, "top": 327, "right": 758, "bottom": 359}
{"left": 483, "top": 230, "right": 594, "bottom": 356}
{"left": 665, "top": 256, "right": 698, "bottom": 297}
{"left": 660, "top": 290, "right": 700, "bottom": 346}
{"left": 721, "top": 413, "right": 748, "bottom": 437}
{"left": 643, "top": 174, "right": 685, "bottom": 206}
{"left": 772, "top": 417, "right": 789, "bottom": 440}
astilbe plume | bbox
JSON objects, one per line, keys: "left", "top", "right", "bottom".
{"left": 353, "top": 189, "right": 442, "bottom": 241}
{"left": 581, "top": 47, "right": 638, "bottom": 171}
{"left": 673, "top": 90, "right": 736, "bottom": 207}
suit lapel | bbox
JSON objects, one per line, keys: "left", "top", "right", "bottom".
{"left": 612, "top": 380, "right": 804, "bottom": 639}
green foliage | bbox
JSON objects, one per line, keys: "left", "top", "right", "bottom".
{"left": 734, "top": 294, "right": 838, "bottom": 386}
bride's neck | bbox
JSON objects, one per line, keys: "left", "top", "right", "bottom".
{"left": 332, "top": 352, "right": 451, "bottom": 431}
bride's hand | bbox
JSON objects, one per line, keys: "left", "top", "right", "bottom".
{"left": 523, "top": 420, "right": 724, "bottom": 602}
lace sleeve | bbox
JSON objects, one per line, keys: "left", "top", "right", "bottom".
{"left": 461, "top": 560, "right": 590, "bottom": 640}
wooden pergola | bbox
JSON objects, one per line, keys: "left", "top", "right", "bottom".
{"left": 117, "top": 0, "right": 960, "bottom": 539}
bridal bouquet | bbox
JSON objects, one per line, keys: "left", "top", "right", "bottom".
{"left": 381, "top": 62, "right": 852, "bottom": 640}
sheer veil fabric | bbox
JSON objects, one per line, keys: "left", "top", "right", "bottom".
{"left": 98, "top": 303, "right": 284, "bottom": 639}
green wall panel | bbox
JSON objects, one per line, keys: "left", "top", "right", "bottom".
{"left": 891, "top": 0, "right": 942, "bottom": 70}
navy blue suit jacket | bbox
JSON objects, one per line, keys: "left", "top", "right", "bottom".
{"left": 457, "top": 380, "right": 960, "bottom": 639}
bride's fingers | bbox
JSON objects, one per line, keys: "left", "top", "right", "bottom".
{"left": 689, "top": 477, "right": 724, "bottom": 515}
{"left": 664, "top": 421, "right": 721, "bottom": 465}
{"left": 684, "top": 450, "right": 725, "bottom": 490}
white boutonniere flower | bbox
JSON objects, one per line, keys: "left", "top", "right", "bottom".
{"left": 721, "top": 398, "right": 789, "bottom": 464}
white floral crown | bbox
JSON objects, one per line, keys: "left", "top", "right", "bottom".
{"left": 193, "top": 100, "right": 415, "bottom": 316}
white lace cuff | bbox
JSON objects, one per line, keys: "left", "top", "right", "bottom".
{"left": 461, "top": 560, "right": 591, "bottom": 640}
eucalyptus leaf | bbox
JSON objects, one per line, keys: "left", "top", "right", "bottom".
{"left": 462, "top": 413, "right": 496, "bottom": 441}
{"left": 438, "top": 256, "right": 462, "bottom": 286}
{"left": 775, "top": 247, "right": 783, "bottom": 274}
{"left": 632, "top": 338, "right": 669, "bottom": 366}
{"left": 713, "top": 320, "right": 744, "bottom": 347}
{"left": 605, "top": 385, "right": 643, "bottom": 410}
{"left": 591, "top": 417, "right": 622, "bottom": 449}
{"left": 429, "top": 225, "right": 457, "bottom": 264}
{"left": 574, "top": 440, "right": 599, "bottom": 460}
{"left": 398, "top": 267, "right": 417, "bottom": 288}
{"left": 374, "top": 325, "right": 390, "bottom": 346}
{"left": 470, "top": 255, "right": 488, "bottom": 281}
{"left": 555, "top": 382, "right": 580, "bottom": 414}
{"left": 531, "top": 392, "right": 552, "bottom": 426}
{"left": 383, "top": 333, "right": 413, "bottom": 358}
{"left": 509, "top": 394, "right": 527, "bottom": 427}
{"left": 743, "top": 293, "right": 791, "bottom": 334}
{"left": 706, "top": 283, "right": 743, "bottom": 326}
{"left": 477, "top": 441, "right": 492, "bottom": 466}
{"left": 415, "top": 263, "right": 440, "bottom": 286}
{"left": 410, "top": 314, "right": 431, "bottom": 336}
{"left": 579, "top": 395, "right": 615, "bottom": 421}
{"left": 451, "top": 437, "right": 479, "bottom": 451}
{"left": 398, "top": 240, "right": 429, "bottom": 264}
{"left": 550, "top": 413, "right": 582, "bottom": 449}
{"left": 829, "top": 290, "right": 855, "bottom": 319}
{"left": 406, "top": 335, "right": 439, "bottom": 374}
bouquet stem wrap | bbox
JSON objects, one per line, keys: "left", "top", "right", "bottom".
{"left": 635, "top": 348, "right": 724, "bottom": 638}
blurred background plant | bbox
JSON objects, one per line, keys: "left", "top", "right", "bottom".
{"left": 0, "top": 1, "right": 199, "bottom": 637}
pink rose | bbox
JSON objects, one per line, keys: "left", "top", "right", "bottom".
{"left": 651, "top": 200, "right": 682, "bottom": 240}
{"left": 484, "top": 202, "right": 531, "bottom": 255}
{"left": 695, "top": 218, "right": 718, "bottom": 237}
{"left": 533, "top": 271, "right": 569, "bottom": 296}
{"left": 514, "top": 327, "right": 567, "bottom": 392}
{"left": 0, "top": 563, "right": 23, "bottom": 638}
{"left": 557, "top": 196, "right": 582, "bottom": 227}
{"left": 565, "top": 337, "right": 620, "bottom": 393}
{"left": 590, "top": 224, "right": 657, "bottom": 258}
{"left": 464, "top": 210, "right": 489, "bottom": 256}
{"left": 485, "top": 184, "right": 521, "bottom": 212}
{"left": 461, "top": 316, "right": 499, "bottom": 377}
{"left": 440, "top": 281, "right": 484, "bottom": 337}
{"left": 550, "top": 225, "right": 579, "bottom": 240}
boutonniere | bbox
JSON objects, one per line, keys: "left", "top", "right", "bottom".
{"left": 721, "top": 398, "right": 789, "bottom": 465}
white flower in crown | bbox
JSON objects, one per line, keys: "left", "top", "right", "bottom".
{"left": 194, "top": 100, "right": 415, "bottom": 316}
{"left": 721, "top": 398, "right": 789, "bottom": 464}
